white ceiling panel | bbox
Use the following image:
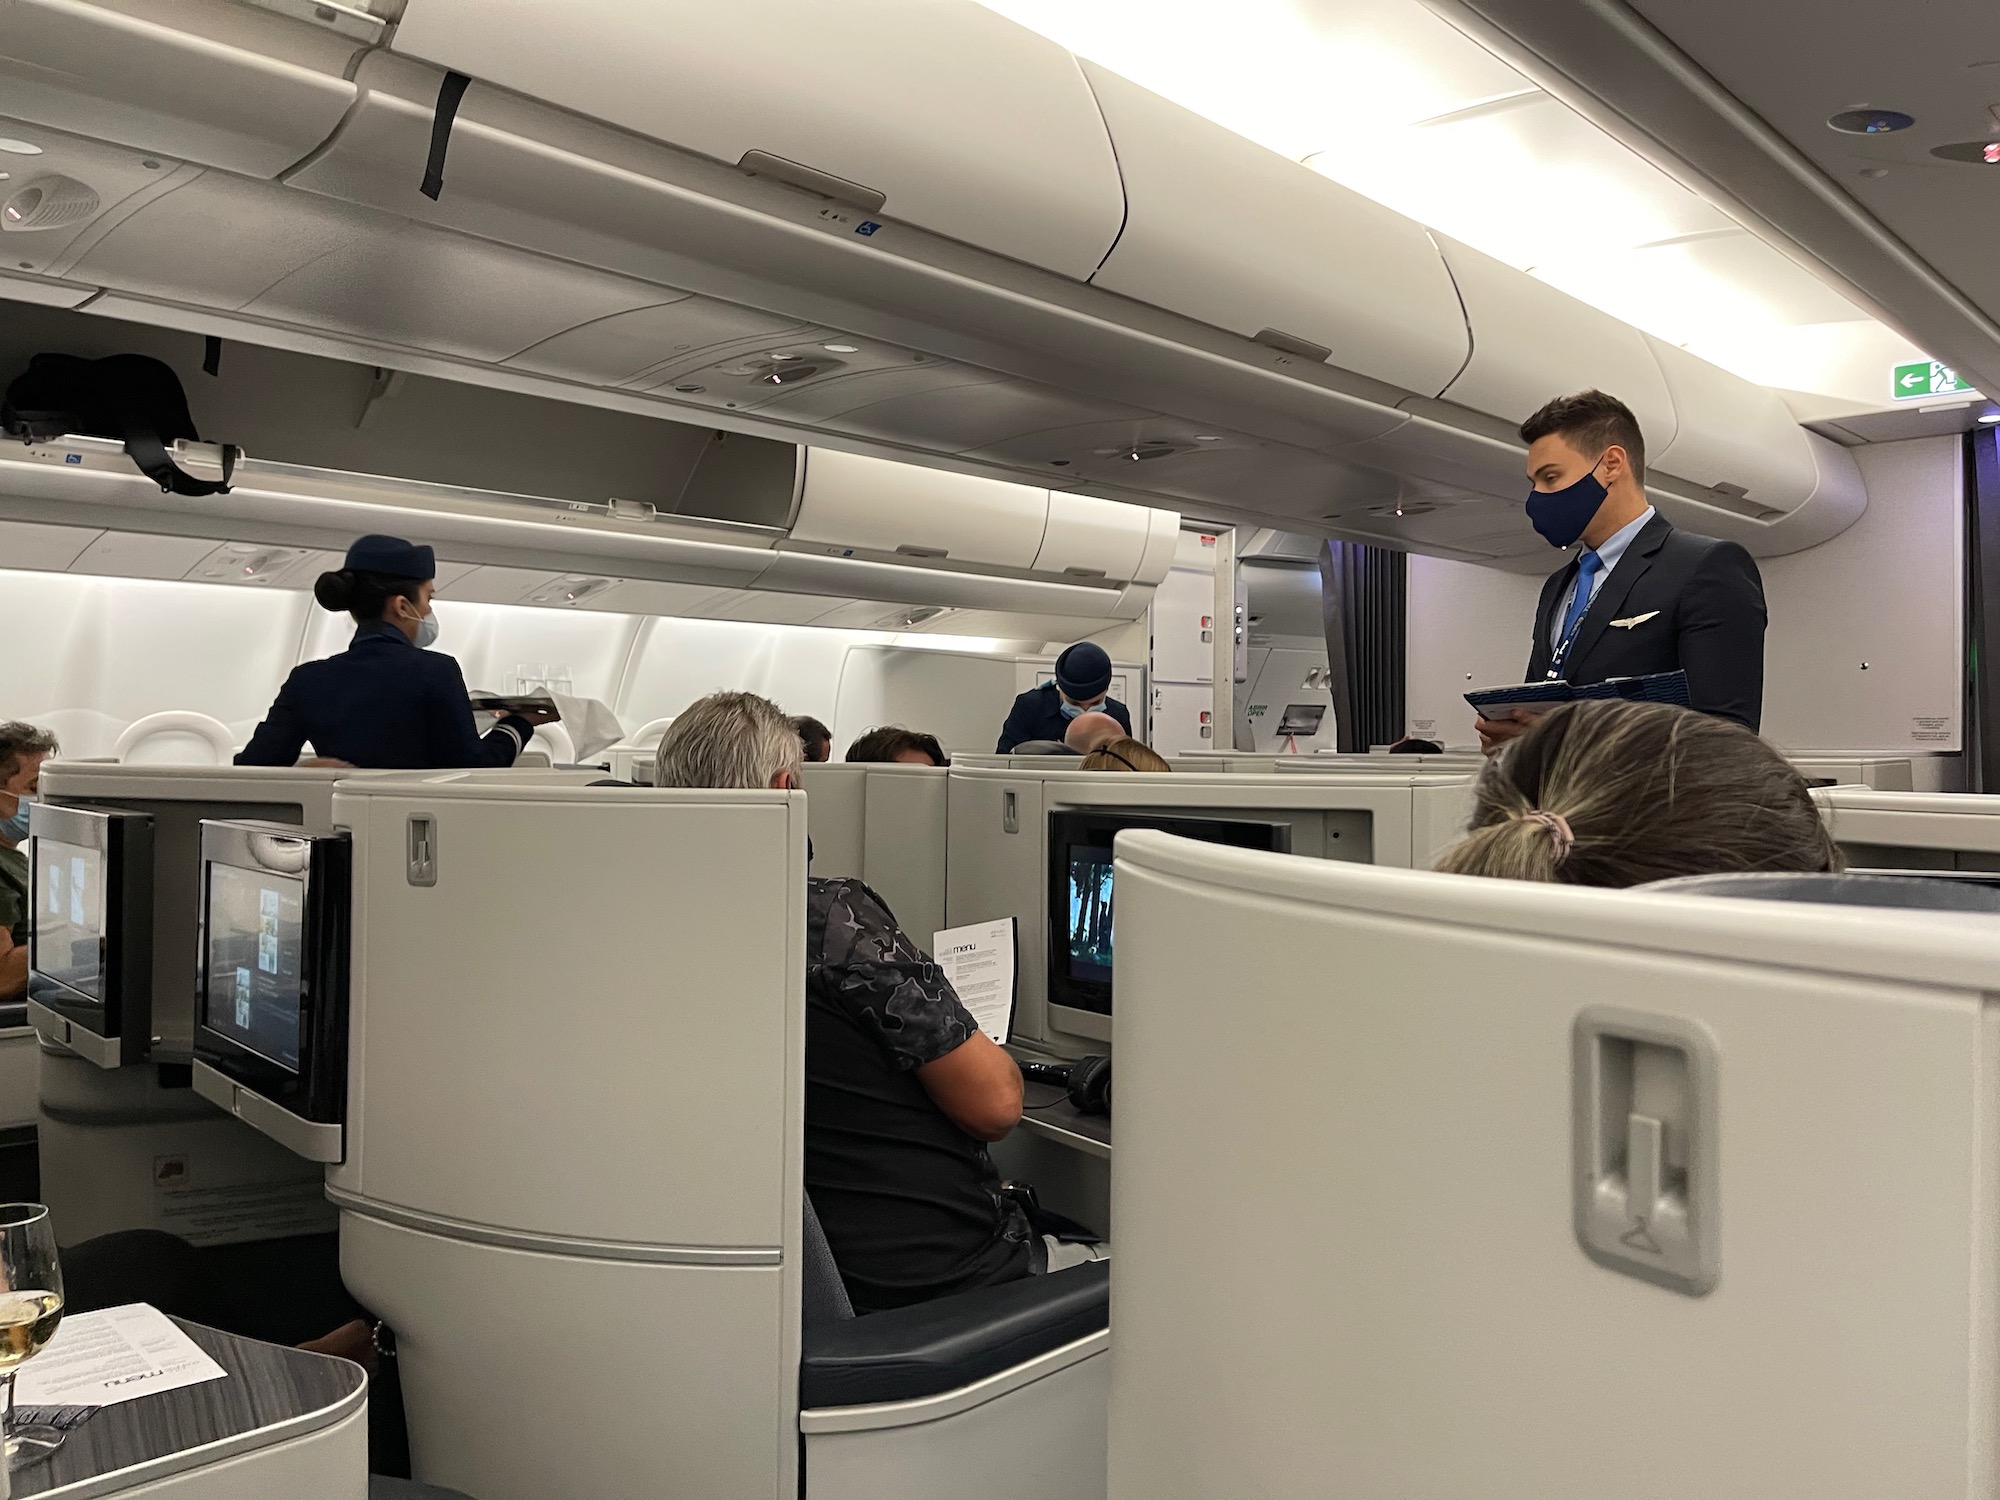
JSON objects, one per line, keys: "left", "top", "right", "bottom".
{"left": 0, "top": 519, "right": 102, "bottom": 571}
{"left": 69, "top": 531, "right": 221, "bottom": 579}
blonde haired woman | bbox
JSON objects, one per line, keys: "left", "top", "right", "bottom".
{"left": 1435, "top": 700, "right": 1837, "bottom": 886}
{"left": 1079, "top": 738, "right": 1173, "bottom": 774}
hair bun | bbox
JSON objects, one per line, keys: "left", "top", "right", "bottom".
{"left": 312, "top": 569, "right": 356, "bottom": 611}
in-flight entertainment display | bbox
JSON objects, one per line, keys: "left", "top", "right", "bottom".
{"left": 203, "top": 863, "right": 306, "bottom": 1072}
{"left": 1066, "top": 845, "right": 1116, "bottom": 986}
{"left": 1046, "top": 811, "right": 1290, "bottom": 1017}
{"left": 33, "top": 838, "right": 104, "bottom": 1002}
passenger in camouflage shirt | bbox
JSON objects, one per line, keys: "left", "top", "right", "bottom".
{"left": 806, "top": 875, "right": 1034, "bottom": 1309}
{"left": 654, "top": 692, "right": 1031, "bottom": 1311}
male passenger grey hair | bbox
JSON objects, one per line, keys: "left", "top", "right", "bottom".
{"left": 0, "top": 722, "right": 59, "bottom": 776}
{"left": 653, "top": 691, "right": 803, "bottom": 791}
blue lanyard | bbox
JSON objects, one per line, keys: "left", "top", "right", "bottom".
{"left": 1546, "top": 575, "right": 1592, "bottom": 681}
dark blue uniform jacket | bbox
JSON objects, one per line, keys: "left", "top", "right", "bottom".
{"left": 236, "top": 622, "right": 529, "bottom": 769}
{"left": 995, "top": 683, "right": 1131, "bottom": 753}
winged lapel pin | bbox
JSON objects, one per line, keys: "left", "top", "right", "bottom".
{"left": 1609, "top": 611, "right": 1660, "bottom": 629}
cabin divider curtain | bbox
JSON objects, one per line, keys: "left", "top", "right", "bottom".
{"left": 1968, "top": 427, "right": 2000, "bottom": 793}
{"left": 1318, "top": 540, "right": 1408, "bottom": 754}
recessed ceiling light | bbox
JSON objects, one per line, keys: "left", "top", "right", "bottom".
{"left": 1194, "top": 435, "right": 1222, "bottom": 442}
{"left": 1827, "top": 108, "right": 1914, "bottom": 135}
{"left": 0, "top": 139, "right": 42, "bottom": 157}
{"left": 822, "top": 343, "right": 859, "bottom": 353}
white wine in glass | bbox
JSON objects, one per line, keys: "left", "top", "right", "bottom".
{"left": 0, "top": 1206, "right": 64, "bottom": 1464}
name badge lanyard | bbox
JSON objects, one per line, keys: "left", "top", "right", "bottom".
{"left": 1545, "top": 583, "right": 1591, "bottom": 681}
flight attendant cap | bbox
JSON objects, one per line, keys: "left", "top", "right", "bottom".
{"left": 343, "top": 533, "right": 436, "bottom": 580}
{"left": 1054, "top": 642, "right": 1113, "bottom": 700}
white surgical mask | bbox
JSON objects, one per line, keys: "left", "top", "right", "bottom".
{"left": 0, "top": 793, "right": 32, "bottom": 844}
{"left": 413, "top": 612, "right": 440, "bottom": 649}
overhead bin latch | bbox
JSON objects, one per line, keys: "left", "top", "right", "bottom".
{"left": 1253, "top": 328, "right": 1333, "bottom": 365}
{"left": 737, "top": 152, "right": 888, "bottom": 216}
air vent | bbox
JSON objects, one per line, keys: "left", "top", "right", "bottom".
{"left": 525, "top": 575, "right": 618, "bottom": 607}
{"left": 190, "top": 544, "right": 316, "bottom": 584}
{"left": 1366, "top": 502, "right": 1438, "bottom": 518}
{"left": 1, "top": 175, "right": 101, "bottom": 232}
{"left": 1098, "top": 442, "right": 1185, "bottom": 463}
{"left": 718, "top": 352, "right": 849, "bottom": 387}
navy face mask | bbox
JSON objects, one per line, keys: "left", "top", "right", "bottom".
{"left": 1526, "top": 454, "right": 1608, "bottom": 549}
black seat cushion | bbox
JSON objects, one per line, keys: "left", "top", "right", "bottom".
{"left": 800, "top": 1260, "right": 1109, "bottom": 1409}
{"left": 0, "top": 1002, "right": 27, "bottom": 1031}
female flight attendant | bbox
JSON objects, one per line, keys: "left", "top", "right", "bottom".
{"left": 236, "top": 534, "right": 551, "bottom": 768}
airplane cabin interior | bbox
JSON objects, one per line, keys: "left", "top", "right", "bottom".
{"left": 0, "top": 2, "right": 1998, "bottom": 1497}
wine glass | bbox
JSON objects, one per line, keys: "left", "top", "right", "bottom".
{"left": 0, "top": 1205, "right": 64, "bottom": 1465}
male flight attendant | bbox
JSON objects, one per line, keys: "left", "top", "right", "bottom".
{"left": 1476, "top": 389, "right": 1767, "bottom": 753}
{"left": 996, "top": 641, "right": 1132, "bottom": 753}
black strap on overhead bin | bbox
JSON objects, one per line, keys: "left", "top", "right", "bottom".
{"left": 202, "top": 336, "right": 221, "bottom": 378}
{"left": 125, "top": 429, "right": 239, "bottom": 496}
{"left": 420, "top": 71, "right": 473, "bottom": 201}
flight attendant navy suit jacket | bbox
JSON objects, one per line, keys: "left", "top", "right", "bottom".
{"left": 995, "top": 683, "right": 1131, "bottom": 753}
{"left": 236, "top": 622, "right": 530, "bottom": 769}
{"left": 1525, "top": 513, "right": 1767, "bottom": 732}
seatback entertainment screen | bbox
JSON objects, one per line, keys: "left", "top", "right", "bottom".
{"left": 203, "top": 863, "right": 306, "bottom": 1072}
{"left": 33, "top": 838, "right": 105, "bottom": 1002}
{"left": 1047, "top": 810, "right": 1290, "bottom": 1017}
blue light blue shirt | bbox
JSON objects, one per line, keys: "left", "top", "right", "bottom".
{"left": 1549, "top": 506, "right": 1655, "bottom": 647}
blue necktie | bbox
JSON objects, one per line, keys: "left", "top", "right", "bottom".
{"left": 1557, "top": 550, "right": 1603, "bottom": 654}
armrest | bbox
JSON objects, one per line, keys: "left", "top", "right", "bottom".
{"left": 0, "top": 1003, "right": 27, "bottom": 1031}
{"left": 800, "top": 1260, "right": 1109, "bottom": 1409}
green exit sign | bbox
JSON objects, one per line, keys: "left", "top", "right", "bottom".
{"left": 1892, "top": 360, "right": 1975, "bottom": 400}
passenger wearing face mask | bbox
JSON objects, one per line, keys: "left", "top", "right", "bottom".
{"left": 236, "top": 534, "right": 552, "bottom": 769}
{"left": 995, "top": 642, "right": 1132, "bottom": 753}
{"left": 1476, "top": 389, "right": 1767, "bottom": 755}
{"left": 0, "top": 722, "right": 58, "bottom": 1005}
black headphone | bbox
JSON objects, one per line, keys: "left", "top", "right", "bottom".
{"left": 1020, "top": 1055, "right": 1112, "bottom": 1116}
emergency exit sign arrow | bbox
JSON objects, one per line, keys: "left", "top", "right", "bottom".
{"left": 1892, "top": 359, "right": 1976, "bottom": 400}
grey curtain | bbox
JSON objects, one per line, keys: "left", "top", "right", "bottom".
{"left": 1969, "top": 428, "right": 2000, "bottom": 793}
{"left": 1318, "top": 539, "right": 1409, "bottom": 754}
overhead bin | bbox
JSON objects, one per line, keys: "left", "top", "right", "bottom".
{"left": 759, "top": 551, "right": 1138, "bottom": 621}
{"left": 1644, "top": 335, "right": 1820, "bottom": 517}
{"left": 789, "top": 449, "right": 1048, "bottom": 571}
{"left": 1035, "top": 495, "right": 1179, "bottom": 586}
{"left": 1079, "top": 61, "right": 1471, "bottom": 407}
{"left": 0, "top": 0, "right": 362, "bottom": 178}
{"left": 387, "top": 0, "right": 1127, "bottom": 280}
{"left": 1431, "top": 235, "right": 1677, "bottom": 446}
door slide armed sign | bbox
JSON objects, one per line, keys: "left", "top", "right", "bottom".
{"left": 1892, "top": 360, "right": 1975, "bottom": 401}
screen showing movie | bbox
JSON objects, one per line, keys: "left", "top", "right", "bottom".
{"left": 203, "top": 863, "right": 305, "bottom": 1072}
{"left": 1047, "top": 811, "right": 1291, "bottom": 1017}
{"left": 33, "top": 839, "right": 104, "bottom": 1002}
{"left": 1066, "top": 846, "right": 1115, "bottom": 985}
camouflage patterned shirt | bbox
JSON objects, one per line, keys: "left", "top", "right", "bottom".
{"left": 804, "top": 877, "right": 1033, "bottom": 1311}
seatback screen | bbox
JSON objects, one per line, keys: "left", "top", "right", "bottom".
{"left": 203, "top": 864, "right": 305, "bottom": 1072}
{"left": 1047, "top": 811, "right": 1291, "bottom": 1017}
{"left": 33, "top": 839, "right": 104, "bottom": 1001}
{"left": 1066, "top": 846, "right": 1115, "bottom": 985}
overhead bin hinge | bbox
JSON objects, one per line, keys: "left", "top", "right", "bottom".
{"left": 420, "top": 72, "right": 474, "bottom": 202}
{"left": 1253, "top": 328, "right": 1333, "bottom": 364}
{"left": 232, "top": 0, "right": 391, "bottom": 44}
{"left": 737, "top": 152, "right": 887, "bottom": 216}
